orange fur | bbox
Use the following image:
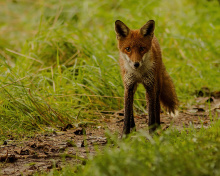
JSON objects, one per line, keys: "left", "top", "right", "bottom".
{"left": 115, "top": 20, "right": 178, "bottom": 135}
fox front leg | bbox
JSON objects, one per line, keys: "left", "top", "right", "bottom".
{"left": 123, "top": 84, "right": 136, "bottom": 135}
{"left": 146, "top": 89, "right": 161, "bottom": 133}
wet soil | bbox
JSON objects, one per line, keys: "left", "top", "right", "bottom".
{"left": 0, "top": 96, "right": 220, "bottom": 176}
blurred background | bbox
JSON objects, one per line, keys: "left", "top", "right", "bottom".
{"left": 0, "top": 0, "right": 219, "bottom": 138}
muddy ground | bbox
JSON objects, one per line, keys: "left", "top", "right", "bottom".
{"left": 1, "top": 96, "right": 220, "bottom": 176}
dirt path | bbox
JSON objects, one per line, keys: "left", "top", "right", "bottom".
{"left": 1, "top": 96, "right": 220, "bottom": 176}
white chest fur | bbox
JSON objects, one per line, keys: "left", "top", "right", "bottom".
{"left": 120, "top": 52, "right": 155, "bottom": 88}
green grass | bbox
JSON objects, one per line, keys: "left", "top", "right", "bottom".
{"left": 44, "top": 120, "right": 220, "bottom": 176}
{"left": 0, "top": 0, "right": 220, "bottom": 175}
{"left": 0, "top": 0, "right": 219, "bottom": 138}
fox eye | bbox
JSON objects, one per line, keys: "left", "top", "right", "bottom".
{"left": 125, "top": 47, "right": 131, "bottom": 52}
{"left": 140, "top": 47, "right": 145, "bottom": 52}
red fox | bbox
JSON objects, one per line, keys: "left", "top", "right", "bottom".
{"left": 115, "top": 20, "right": 178, "bottom": 135}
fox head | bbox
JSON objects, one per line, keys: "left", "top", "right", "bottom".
{"left": 115, "top": 20, "right": 155, "bottom": 70}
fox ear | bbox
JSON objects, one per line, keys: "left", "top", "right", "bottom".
{"left": 140, "top": 20, "right": 155, "bottom": 37}
{"left": 115, "top": 20, "right": 130, "bottom": 40}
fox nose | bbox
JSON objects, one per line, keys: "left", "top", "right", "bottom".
{"left": 134, "top": 62, "right": 140, "bottom": 68}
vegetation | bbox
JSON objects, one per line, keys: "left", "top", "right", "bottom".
{"left": 48, "top": 122, "right": 220, "bottom": 176}
{"left": 0, "top": 0, "right": 219, "bottom": 175}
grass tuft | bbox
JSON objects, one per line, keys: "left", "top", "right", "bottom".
{"left": 0, "top": 0, "right": 219, "bottom": 175}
